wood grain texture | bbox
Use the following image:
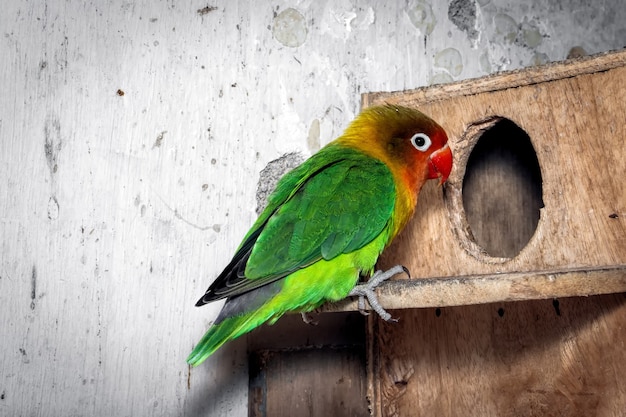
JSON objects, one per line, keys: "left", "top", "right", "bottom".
{"left": 362, "top": 49, "right": 626, "bottom": 109}
{"left": 461, "top": 118, "right": 543, "bottom": 258}
{"left": 250, "top": 347, "right": 369, "bottom": 417}
{"left": 361, "top": 50, "right": 626, "bottom": 417}
{"left": 246, "top": 312, "right": 368, "bottom": 417}
{"left": 360, "top": 50, "right": 626, "bottom": 309}
{"left": 325, "top": 267, "right": 626, "bottom": 311}
{"left": 368, "top": 294, "right": 626, "bottom": 417}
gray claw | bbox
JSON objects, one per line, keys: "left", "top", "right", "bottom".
{"left": 348, "top": 265, "right": 407, "bottom": 322}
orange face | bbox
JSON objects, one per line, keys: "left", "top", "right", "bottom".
{"left": 389, "top": 119, "right": 452, "bottom": 185}
{"left": 337, "top": 104, "right": 452, "bottom": 192}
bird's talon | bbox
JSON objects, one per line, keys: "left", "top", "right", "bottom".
{"left": 348, "top": 266, "right": 406, "bottom": 321}
{"left": 402, "top": 265, "right": 411, "bottom": 279}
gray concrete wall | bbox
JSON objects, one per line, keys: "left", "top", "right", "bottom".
{"left": 0, "top": 1, "right": 623, "bottom": 416}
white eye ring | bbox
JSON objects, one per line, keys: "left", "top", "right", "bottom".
{"left": 410, "top": 133, "right": 432, "bottom": 152}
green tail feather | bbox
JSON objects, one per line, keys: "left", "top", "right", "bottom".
{"left": 186, "top": 316, "right": 248, "bottom": 366}
{"left": 187, "top": 310, "right": 279, "bottom": 366}
{"left": 188, "top": 254, "right": 366, "bottom": 366}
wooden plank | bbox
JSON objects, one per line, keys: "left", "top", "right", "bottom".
{"left": 362, "top": 49, "right": 626, "bottom": 108}
{"left": 247, "top": 312, "right": 369, "bottom": 417}
{"left": 361, "top": 51, "right": 626, "bottom": 417}
{"left": 249, "top": 347, "right": 369, "bottom": 417}
{"left": 381, "top": 63, "right": 626, "bottom": 276}
{"left": 367, "top": 293, "right": 626, "bottom": 417}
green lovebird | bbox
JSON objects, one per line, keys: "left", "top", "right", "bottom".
{"left": 188, "top": 104, "right": 452, "bottom": 366}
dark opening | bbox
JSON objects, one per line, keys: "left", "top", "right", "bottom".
{"left": 462, "top": 119, "right": 543, "bottom": 258}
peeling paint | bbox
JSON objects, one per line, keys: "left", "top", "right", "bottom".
{"left": 448, "top": 0, "right": 478, "bottom": 41}
{"left": 197, "top": 6, "right": 218, "bottom": 16}
{"left": 30, "top": 265, "right": 37, "bottom": 310}
{"left": 307, "top": 119, "right": 321, "bottom": 153}
{"left": 153, "top": 131, "right": 167, "bottom": 149}
{"left": 44, "top": 117, "right": 62, "bottom": 178}
{"left": 519, "top": 23, "right": 543, "bottom": 48}
{"left": 429, "top": 72, "right": 454, "bottom": 85}
{"left": 434, "top": 47, "right": 463, "bottom": 77}
{"left": 320, "top": 4, "right": 375, "bottom": 40}
{"left": 406, "top": 1, "right": 436, "bottom": 36}
{"left": 567, "top": 46, "right": 587, "bottom": 59}
{"left": 272, "top": 8, "right": 307, "bottom": 47}
{"left": 47, "top": 196, "right": 59, "bottom": 220}
{"left": 479, "top": 51, "right": 492, "bottom": 73}
{"left": 256, "top": 152, "right": 304, "bottom": 214}
{"left": 529, "top": 52, "right": 550, "bottom": 66}
{"left": 494, "top": 13, "right": 518, "bottom": 43}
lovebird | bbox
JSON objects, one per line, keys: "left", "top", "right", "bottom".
{"left": 187, "top": 104, "right": 452, "bottom": 366}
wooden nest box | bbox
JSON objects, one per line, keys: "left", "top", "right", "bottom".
{"left": 335, "top": 50, "right": 626, "bottom": 416}
{"left": 362, "top": 49, "right": 626, "bottom": 307}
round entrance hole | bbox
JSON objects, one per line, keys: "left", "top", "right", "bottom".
{"left": 460, "top": 118, "right": 543, "bottom": 259}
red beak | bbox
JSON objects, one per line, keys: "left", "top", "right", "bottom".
{"left": 427, "top": 144, "right": 453, "bottom": 184}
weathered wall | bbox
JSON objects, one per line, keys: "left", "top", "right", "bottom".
{"left": 0, "top": 1, "right": 623, "bottom": 416}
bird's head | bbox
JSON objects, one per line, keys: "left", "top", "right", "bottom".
{"left": 341, "top": 104, "right": 453, "bottom": 189}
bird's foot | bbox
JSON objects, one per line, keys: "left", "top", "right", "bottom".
{"left": 301, "top": 312, "right": 319, "bottom": 326}
{"left": 348, "top": 265, "right": 409, "bottom": 322}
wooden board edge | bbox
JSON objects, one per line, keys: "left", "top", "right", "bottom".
{"left": 361, "top": 48, "right": 626, "bottom": 108}
{"left": 321, "top": 266, "right": 626, "bottom": 312}
{"left": 365, "top": 314, "right": 379, "bottom": 417}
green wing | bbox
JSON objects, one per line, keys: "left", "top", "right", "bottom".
{"left": 195, "top": 145, "right": 395, "bottom": 305}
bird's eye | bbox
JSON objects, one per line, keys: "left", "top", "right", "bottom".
{"left": 410, "top": 133, "right": 432, "bottom": 152}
